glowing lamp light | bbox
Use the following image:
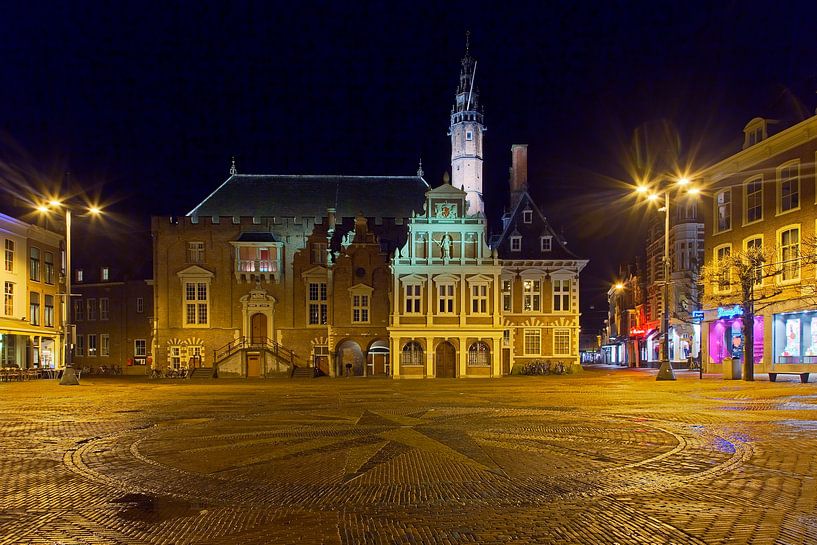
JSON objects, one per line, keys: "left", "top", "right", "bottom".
{"left": 687, "top": 187, "right": 701, "bottom": 196}
{"left": 677, "top": 177, "right": 690, "bottom": 186}
{"left": 614, "top": 282, "right": 625, "bottom": 291}
{"left": 635, "top": 185, "right": 649, "bottom": 194}
{"left": 647, "top": 193, "right": 659, "bottom": 202}
{"left": 88, "top": 206, "right": 101, "bottom": 215}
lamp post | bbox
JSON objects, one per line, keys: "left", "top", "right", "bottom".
{"left": 637, "top": 178, "right": 698, "bottom": 381}
{"left": 37, "top": 201, "right": 101, "bottom": 385}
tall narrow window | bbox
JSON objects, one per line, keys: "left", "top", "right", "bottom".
{"left": 471, "top": 284, "right": 488, "bottom": 314}
{"left": 4, "top": 239, "right": 13, "bottom": 272}
{"left": 745, "top": 177, "right": 763, "bottom": 223}
{"left": 134, "top": 339, "right": 147, "bottom": 357}
{"left": 101, "top": 334, "right": 110, "bottom": 357}
{"left": 352, "top": 294, "right": 370, "bottom": 323}
{"left": 4, "top": 282, "right": 13, "bottom": 316}
{"left": 75, "top": 334, "right": 85, "bottom": 356}
{"left": 716, "top": 190, "right": 731, "bottom": 232}
{"left": 524, "top": 329, "right": 541, "bottom": 355}
{"left": 76, "top": 269, "right": 83, "bottom": 282}
{"left": 87, "top": 298, "right": 97, "bottom": 321}
{"left": 99, "top": 298, "right": 109, "bottom": 320}
{"left": 29, "top": 292, "right": 40, "bottom": 325}
{"left": 523, "top": 280, "right": 541, "bottom": 312}
{"left": 404, "top": 284, "right": 421, "bottom": 314}
{"left": 185, "top": 282, "right": 209, "bottom": 325}
{"left": 88, "top": 334, "right": 97, "bottom": 357}
{"left": 715, "top": 245, "right": 732, "bottom": 292}
{"left": 510, "top": 236, "right": 522, "bottom": 252}
{"left": 437, "top": 283, "right": 455, "bottom": 314}
{"left": 311, "top": 242, "right": 327, "bottom": 265}
{"left": 44, "top": 295, "right": 54, "bottom": 327}
{"left": 540, "top": 236, "right": 552, "bottom": 252}
{"left": 780, "top": 227, "right": 800, "bottom": 282}
{"left": 29, "top": 247, "right": 40, "bottom": 282}
{"left": 136, "top": 297, "right": 144, "bottom": 313}
{"left": 522, "top": 209, "right": 532, "bottom": 223}
{"left": 502, "top": 279, "right": 512, "bottom": 312}
{"left": 43, "top": 252, "right": 54, "bottom": 284}
{"left": 74, "top": 300, "right": 84, "bottom": 321}
{"left": 307, "top": 281, "right": 327, "bottom": 325}
{"left": 554, "top": 329, "right": 571, "bottom": 355}
{"left": 188, "top": 241, "right": 205, "bottom": 263}
{"left": 553, "top": 279, "right": 571, "bottom": 312}
{"left": 101, "top": 267, "right": 110, "bottom": 281}
{"left": 779, "top": 163, "right": 800, "bottom": 213}
{"left": 745, "top": 237, "right": 763, "bottom": 286}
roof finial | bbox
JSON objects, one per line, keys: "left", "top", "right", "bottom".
{"left": 229, "top": 156, "right": 237, "bottom": 176}
{"left": 417, "top": 157, "right": 424, "bottom": 178}
{"left": 443, "top": 171, "right": 450, "bottom": 185}
{"left": 465, "top": 30, "right": 470, "bottom": 55}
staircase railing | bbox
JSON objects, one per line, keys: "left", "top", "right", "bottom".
{"left": 214, "top": 336, "right": 298, "bottom": 367}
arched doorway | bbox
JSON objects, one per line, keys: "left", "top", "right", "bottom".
{"left": 336, "top": 340, "right": 364, "bottom": 377}
{"left": 435, "top": 341, "right": 456, "bottom": 378}
{"left": 367, "top": 340, "right": 390, "bottom": 376}
{"left": 250, "top": 313, "right": 267, "bottom": 344}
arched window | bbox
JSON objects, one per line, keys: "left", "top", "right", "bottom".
{"left": 468, "top": 341, "right": 490, "bottom": 366}
{"left": 401, "top": 341, "right": 424, "bottom": 366}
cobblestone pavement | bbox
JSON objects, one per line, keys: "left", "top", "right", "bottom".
{"left": 1, "top": 369, "right": 816, "bottom": 544}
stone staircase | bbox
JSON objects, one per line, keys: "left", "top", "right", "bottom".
{"left": 189, "top": 367, "right": 215, "bottom": 379}
{"left": 291, "top": 366, "right": 315, "bottom": 379}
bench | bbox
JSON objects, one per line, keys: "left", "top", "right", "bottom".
{"left": 768, "top": 372, "right": 810, "bottom": 383}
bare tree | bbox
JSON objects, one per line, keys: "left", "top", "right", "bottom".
{"left": 701, "top": 241, "right": 817, "bottom": 381}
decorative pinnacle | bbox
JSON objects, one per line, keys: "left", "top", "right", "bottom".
{"left": 465, "top": 30, "right": 470, "bottom": 55}
{"left": 417, "top": 157, "right": 424, "bottom": 178}
{"left": 443, "top": 171, "right": 450, "bottom": 185}
{"left": 230, "top": 156, "right": 237, "bottom": 176}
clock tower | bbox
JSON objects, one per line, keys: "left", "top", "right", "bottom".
{"left": 449, "top": 32, "right": 485, "bottom": 216}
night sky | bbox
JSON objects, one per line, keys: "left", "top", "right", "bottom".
{"left": 3, "top": 2, "right": 817, "bottom": 332}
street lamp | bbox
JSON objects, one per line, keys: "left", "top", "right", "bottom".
{"left": 37, "top": 200, "right": 101, "bottom": 385}
{"left": 636, "top": 177, "right": 698, "bottom": 381}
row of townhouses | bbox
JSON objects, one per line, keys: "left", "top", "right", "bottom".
{"left": 605, "top": 112, "right": 817, "bottom": 378}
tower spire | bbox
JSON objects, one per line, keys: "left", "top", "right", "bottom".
{"left": 465, "top": 30, "right": 470, "bottom": 56}
{"left": 229, "top": 156, "right": 237, "bottom": 176}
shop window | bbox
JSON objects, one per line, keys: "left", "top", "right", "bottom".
{"left": 709, "top": 316, "right": 763, "bottom": 365}
{"left": 774, "top": 312, "right": 817, "bottom": 363}
{"left": 524, "top": 329, "right": 541, "bottom": 355}
{"left": 401, "top": 341, "right": 424, "bottom": 365}
{"left": 467, "top": 341, "right": 490, "bottom": 366}
{"left": 744, "top": 177, "right": 763, "bottom": 224}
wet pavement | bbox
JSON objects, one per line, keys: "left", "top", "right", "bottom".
{"left": 1, "top": 368, "right": 816, "bottom": 544}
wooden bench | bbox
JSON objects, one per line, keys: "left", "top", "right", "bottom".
{"left": 757, "top": 362, "right": 813, "bottom": 383}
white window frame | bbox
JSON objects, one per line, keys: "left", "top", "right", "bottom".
{"left": 777, "top": 160, "right": 800, "bottom": 215}
{"left": 401, "top": 341, "right": 424, "bottom": 366}
{"left": 777, "top": 224, "right": 801, "bottom": 285}
{"left": 743, "top": 235, "right": 764, "bottom": 288}
{"left": 86, "top": 298, "right": 97, "bottom": 321}
{"left": 74, "top": 299, "right": 84, "bottom": 321}
{"left": 101, "top": 267, "right": 110, "bottom": 281}
{"left": 437, "top": 282, "right": 455, "bottom": 315}
{"left": 715, "top": 189, "right": 731, "bottom": 233}
{"left": 501, "top": 278, "right": 512, "bottom": 312}
{"left": 470, "top": 283, "right": 488, "bottom": 314}
{"left": 466, "top": 130, "right": 473, "bottom": 141}
{"left": 524, "top": 329, "right": 541, "bottom": 355}
{"left": 134, "top": 339, "right": 147, "bottom": 357}
{"left": 349, "top": 284, "right": 372, "bottom": 324}
{"left": 744, "top": 176, "right": 763, "bottom": 225}
{"left": 4, "top": 239, "right": 13, "bottom": 273}
{"left": 713, "top": 243, "right": 732, "bottom": 294}
{"left": 552, "top": 278, "right": 571, "bottom": 312}
{"left": 522, "top": 209, "right": 533, "bottom": 224}
{"left": 76, "top": 269, "right": 83, "bottom": 282}
{"left": 184, "top": 281, "right": 210, "bottom": 326}
{"left": 3, "top": 282, "right": 12, "bottom": 316}
{"left": 29, "top": 246, "right": 40, "bottom": 282}
{"left": 87, "top": 334, "right": 97, "bottom": 357}
{"left": 307, "top": 281, "right": 328, "bottom": 326}
{"left": 75, "top": 334, "right": 85, "bottom": 356}
{"left": 540, "top": 236, "right": 552, "bottom": 252}
{"left": 554, "top": 329, "right": 571, "bottom": 356}
{"left": 403, "top": 282, "right": 422, "bottom": 315}
{"left": 101, "top": 334, "right": 110, "bottom": 357}
{"left": 99, "top": 297, "right": 109, "bottom": 321}
{"left": 467, "top": 341, "right": 491, "bottom": 366}
{"left": 510, "top": 236, "right": 522, "bottom": 252}
{"left": 522, "top": 278, "right": 541, "bottom": 312}
{"left": 136, "top": 297, "right": 144, "bottom": 313}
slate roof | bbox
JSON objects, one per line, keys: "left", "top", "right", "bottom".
{"left": 492, "top": 192, "right": 582, "bottom": 261}
{"left": 188, "top": 175, "right": 429, "bottom": 219}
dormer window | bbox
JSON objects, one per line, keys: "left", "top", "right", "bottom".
{"left": 510, "top": 236, "right": 522, "bottom": 252}
{"left": 101, "top": 267, "right": 110, "bottom": 281}
{"left": 742, "top": 118, "right": 767, "bottom": 149}
{"left": 76, "top": 269, "right": 83, "bottom": 283}
{"left": 540, "top": 236, "right": 552, "bottom": 252}
{"left": 522, "top": 209, "right": 532, "bottom": 224}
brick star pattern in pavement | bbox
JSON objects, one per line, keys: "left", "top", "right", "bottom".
{"left": 1, "top": 369, "right": 816, "bottom": 544}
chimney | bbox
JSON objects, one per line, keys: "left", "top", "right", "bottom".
{"left": 510, "top": 144, "right": 528, "bottom": 209}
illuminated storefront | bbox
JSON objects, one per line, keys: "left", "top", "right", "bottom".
{"left": 708, "top": 306, "right": 763, "bottom": 365}
{"left": 773, "top": 311, "right": 817, "bottom": 364}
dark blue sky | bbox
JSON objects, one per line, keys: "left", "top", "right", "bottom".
{"left": 3, "top": 1, "right": 817, "bottom": 329}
